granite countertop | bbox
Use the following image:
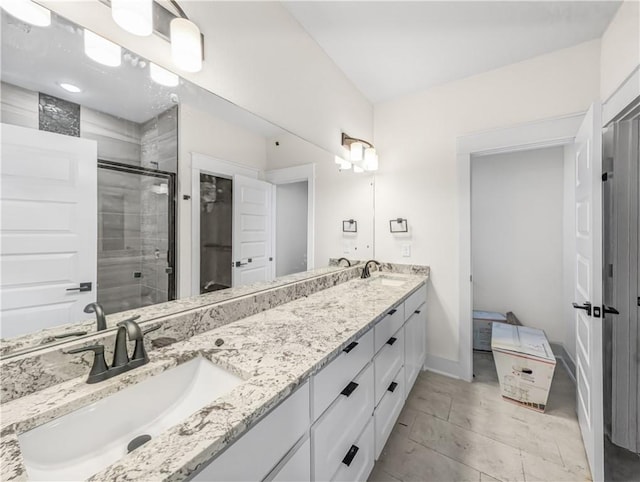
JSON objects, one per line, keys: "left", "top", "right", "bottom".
{"left": 0, "top": 270, "right": 429, "bottom": 481}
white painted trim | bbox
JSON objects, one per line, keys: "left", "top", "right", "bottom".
{"left": 456, "top": 112, "right": 585, "bottom": 382}
{"left": 603, "top": 65, "right": 640, "bottom": 126}
{"left": 265, "top": 163, "right": 316, "bottom": 270}
{"left": 424, "top": 355, "right": 462, "bottom": 380}
{"left": 190, "top": 152, "right": 259, "bottom": 296}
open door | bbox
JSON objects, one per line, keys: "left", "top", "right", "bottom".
{"left": 0, "top": 123, "right": 97, "bottom": 338}
{"left": 232, "top": 174, "right": 273, "bottom": 286}
{"left": 572, "top": 103, "right": 604, "bottom": 481}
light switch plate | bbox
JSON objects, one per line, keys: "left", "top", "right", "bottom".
{"left": 401, "top": 243, "right": 411, "bottom": 257}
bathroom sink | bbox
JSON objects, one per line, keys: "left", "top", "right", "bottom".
{"left": 368, "top": 274, "right": 409, "bottom": 287}
{"left": 18, "top": 357, "right": 243, "bottom": 481}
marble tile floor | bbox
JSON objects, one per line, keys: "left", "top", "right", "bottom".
{"left": 370, "top": 352, "right": 593, "bottom": 482}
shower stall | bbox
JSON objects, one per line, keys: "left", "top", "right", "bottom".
{"left": 199, "top": 174, "right": 233, "bottom": 293}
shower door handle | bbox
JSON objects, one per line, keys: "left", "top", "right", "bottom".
{"left": 66, "top": 282, "right": 93, "bottom": 293}
{"left": 234, "top": 261, "right": 247, "bottom": 267}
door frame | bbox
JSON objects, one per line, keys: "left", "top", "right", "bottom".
{"left": 456, "top": 112, "right": 585, "bottom": 382}
{"left": 265, "top": 163, "right": 316, "bottom": 273}
{"left": 190, "top": 152, "right": 259, "bottom": 296}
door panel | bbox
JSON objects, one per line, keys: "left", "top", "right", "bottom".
{"left": 232, "top": 174, "right": 273, "bottom": 286}
{"left": 1, "top": 123, "right": 97, "bottom": 338}
{"left": 573, "top": 104, "right": 604, "bottom": 481}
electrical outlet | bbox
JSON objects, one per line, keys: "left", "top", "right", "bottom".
{"left": 401, "top": 243, "right": 411, "bottom": 257}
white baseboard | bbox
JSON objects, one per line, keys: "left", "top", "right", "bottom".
{"left": 549, "top": 342, "right": 576, "bottom": 384}
{"left": 423, "top": 354, "right": 463, "bottom": 380}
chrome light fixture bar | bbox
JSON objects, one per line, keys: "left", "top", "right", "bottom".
{"left": 337, "top": 132, "right": 379, "bottom": 172}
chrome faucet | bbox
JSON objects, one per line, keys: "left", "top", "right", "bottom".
{"left": 65, "top": 316, "right": 160, "bottom": 384}
{"left": 361, "top": 260, "right": 381, "bottom": 279}
{"left": 84, "top": 302, "right": 107, "bottom": 331}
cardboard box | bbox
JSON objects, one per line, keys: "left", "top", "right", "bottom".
{"left": 473, "top": 311, "right": 506, "bottom": 351}
{"left": 491, "top": 323, "right": 556, "bottom": 412}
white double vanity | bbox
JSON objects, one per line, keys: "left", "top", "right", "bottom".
{"left": 0, "top": 266, "right": 428, "bottom": 481}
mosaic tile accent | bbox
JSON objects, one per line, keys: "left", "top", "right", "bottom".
{"left": 38, "top": 93, "right": 80, "bottom": 137}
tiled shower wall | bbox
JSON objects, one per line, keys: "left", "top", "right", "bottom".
{"left": 0, "top": 82, "right": 177, "bottom": 314}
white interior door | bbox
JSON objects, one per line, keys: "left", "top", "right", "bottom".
{"left": 1, "top": 123, "right": 97, "bottom": 338}
{"left": 572, "top": 104, "right": 604, "bottom": 481}
{"left": 232, "top": 174, "right": 273, "bottom": 286}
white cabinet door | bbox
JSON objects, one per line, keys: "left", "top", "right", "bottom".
{"left": 0, "top": 123, "right": 97, "bottom": 338}
{"left": 232, "top": 174, "right": 273, "bottom": 286}
{"left": 573, "top": 103, "right": 604, "bottom": 482}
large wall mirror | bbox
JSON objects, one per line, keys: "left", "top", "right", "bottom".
{"left": 0, "top": 9, "right": 375, "bottom": 358}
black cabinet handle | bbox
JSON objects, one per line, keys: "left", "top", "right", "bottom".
{"left": 340, "top": 381, "right": 359, "bottom": 397}
{"left": 572, "top": 302, "right": 592, "bottom": 316}
{"left": 342, "top": 444, "right": 360, "bottom": 467}
{"left": 603, "top": 305, "right": 619, "bottom": 315}
{"left": 414, "top": 309, "right": 421, "bottom": 314}
{"left": 343, "top": 341, "right": 358, "bottom": 353}
{"left": 387, "top": 309, "right": 397, "bottom": 315}
{"left": 388, "top": 381, "right": 398, "bottom": 393}
{"left": 387, "top": 337, "right": 397, "bottom": 346}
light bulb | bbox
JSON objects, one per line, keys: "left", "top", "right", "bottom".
{"left": 363, "top": 147, "right": 378, "bottom": 171}
{"left": 334, "top": 156, "right": 352, "bottom": 170}
{"left": 84, "top": 29, "right": 121, "bottom": 67}
{"left": 170, "top": 18, "right": 202, "bottom": 73}
{"left": 350, "top": 142, "right": 364, "bottom": 162}
{"left": 1, "top": 0, "right": 50, "bottom": 27}
{"left": 150, "top": 63, "right": 179, "bottom": 87}
{"left": 111, "top": 0, "right": 152, "bottom": 36}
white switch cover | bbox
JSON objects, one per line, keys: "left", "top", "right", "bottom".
{"left": 401, "top": 244, "right": 411, "bottom": 257}
{"left": 342, "top": 241, "right": 351, "bottom": 254}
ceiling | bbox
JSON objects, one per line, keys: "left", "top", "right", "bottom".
{"left": 284, "top": 1, "right": 621, "bottom": 103}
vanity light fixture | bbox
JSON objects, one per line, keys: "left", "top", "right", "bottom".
{"left": 341, "top": 132, "right": 379, "bottom": 172}
{"left": 59, "top": 82, "right": 82, "bottom": 93}
{"left": 1, "top": 0, "right": 51, "bottom": 27}
{"left": 150, "top": 62, "right": 179, "bottom": 87}
{"left": 111, "top": 0, "right": 153, "bottom": 37}
{"left": 169, "top": 1, "right": 202, "bottom": 73}
{"left": 84, "top": 29, "right": 122, "bottom": 67}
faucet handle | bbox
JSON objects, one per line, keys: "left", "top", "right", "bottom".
{"left": 65, "top": 345, "right": 109, "bottom": 383}
{"left": 131, "top": 325, "right": 161, "bottom": 363}
{"left": 143, "top": 324, "right": 161, "bottom": 336}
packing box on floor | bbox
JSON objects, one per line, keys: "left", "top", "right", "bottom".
{"left": 491, "top": 323, "right": 556, "bottom": 412}
{"left": 473, "top": 311, "right": 521, "bottom": 351}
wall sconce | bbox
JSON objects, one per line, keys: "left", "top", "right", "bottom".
{"left": 389, "top": 218, "right": 408, "bottom": 233}
{"left": 335, "top": 132, "right": 379, "bottom": 173}
{"left": 98, "top": 0, "right": 204, "bottom": 73}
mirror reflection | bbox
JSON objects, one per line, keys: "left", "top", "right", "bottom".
{"left": 0, "top": 10, "right": 374, "bottom": 357}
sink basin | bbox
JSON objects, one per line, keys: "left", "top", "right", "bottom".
{"left": 18, "top": 357, "right": 243, "bottom": 481}
{"left": 368, "top": 274, "right": 409, "bottom": 287}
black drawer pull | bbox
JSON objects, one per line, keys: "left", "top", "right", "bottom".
{"left": 342, "top": 444, "right": 359, "bottom": 467}
{"left": 387, "top": 337, "right": 397, "bottom": 346}
{"left": 414, "top": 309, "right": 421, "bottom": 314}
{"left": 340, "top": 381, "right": 359, "bottom": 397}
{"left": 388, "top": 381, "right": 398, "bottom": 393}
{"left": 343, "top": 341, "right": 358, "bottom": 353}
{"left": 387, "top": 309, "right": 397, "bottom": 315}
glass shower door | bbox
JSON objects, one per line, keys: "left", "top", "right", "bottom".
{"left": 97, "top": 161, "right": 175, "bottom": 314}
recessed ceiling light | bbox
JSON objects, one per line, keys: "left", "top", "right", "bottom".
{"left": 83, "top": 29, "right": 121, "bottom": 67}
{"left": 59, "top": 82, "right": 82, "bottom": 93}
{"left": 149, "top": 63, "right": 179, "bottom": 87}
{"left": 1, "top": 0, "right": 51, "bottom": 27}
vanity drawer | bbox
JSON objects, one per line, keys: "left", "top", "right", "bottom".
{"left": 312, "top": 362, "right": 374, "bottom": 482}
{"left": 193, "top": 381, "right": 309, "bottom": 482}
{"left": 374, "top": 305, "right": 405, "bottom": 354}
{"left": 404, "top": 283, "right": 427, "bottom": 320}
{"left": 268, "top": 437, "right": 310, "bottom": 482}
{"left": 312, "top": 328, "right": 374, "bottom": 420}
{"left": 374, "top": 366, "right": 405, "bottom": 459}
{"left": 373, "top": 327, "right": 404, "bottom": 406}
{"left": 331, "top": 417, "right": 375, "bottom": 482}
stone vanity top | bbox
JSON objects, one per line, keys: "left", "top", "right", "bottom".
{"left": 0, "top": 269, "right": 429, "bottom": 481}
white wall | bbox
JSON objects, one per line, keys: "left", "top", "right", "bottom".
{"left": 600, "top": 0, "right": 640, "bottom": 101}
{"left": 471, "top": 146, "right": 564, "bottom": 343}
{"left": 266, "top": 132, "right": 375, "bottom": 265}
{"left": 374, "top": 39, "right": 601, "bottom": 373}
{"left": 177, "top": 103, "right": 267, "bottom": 297}
{"left": 41, "top": 1, "right": 373, "bottom": 156}
{"left": 275, "top": 181, "right": 308, "bottom": 277}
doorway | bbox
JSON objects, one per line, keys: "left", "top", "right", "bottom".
{"left": 275, "top": 181, "right": 309, "bottom": 277}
